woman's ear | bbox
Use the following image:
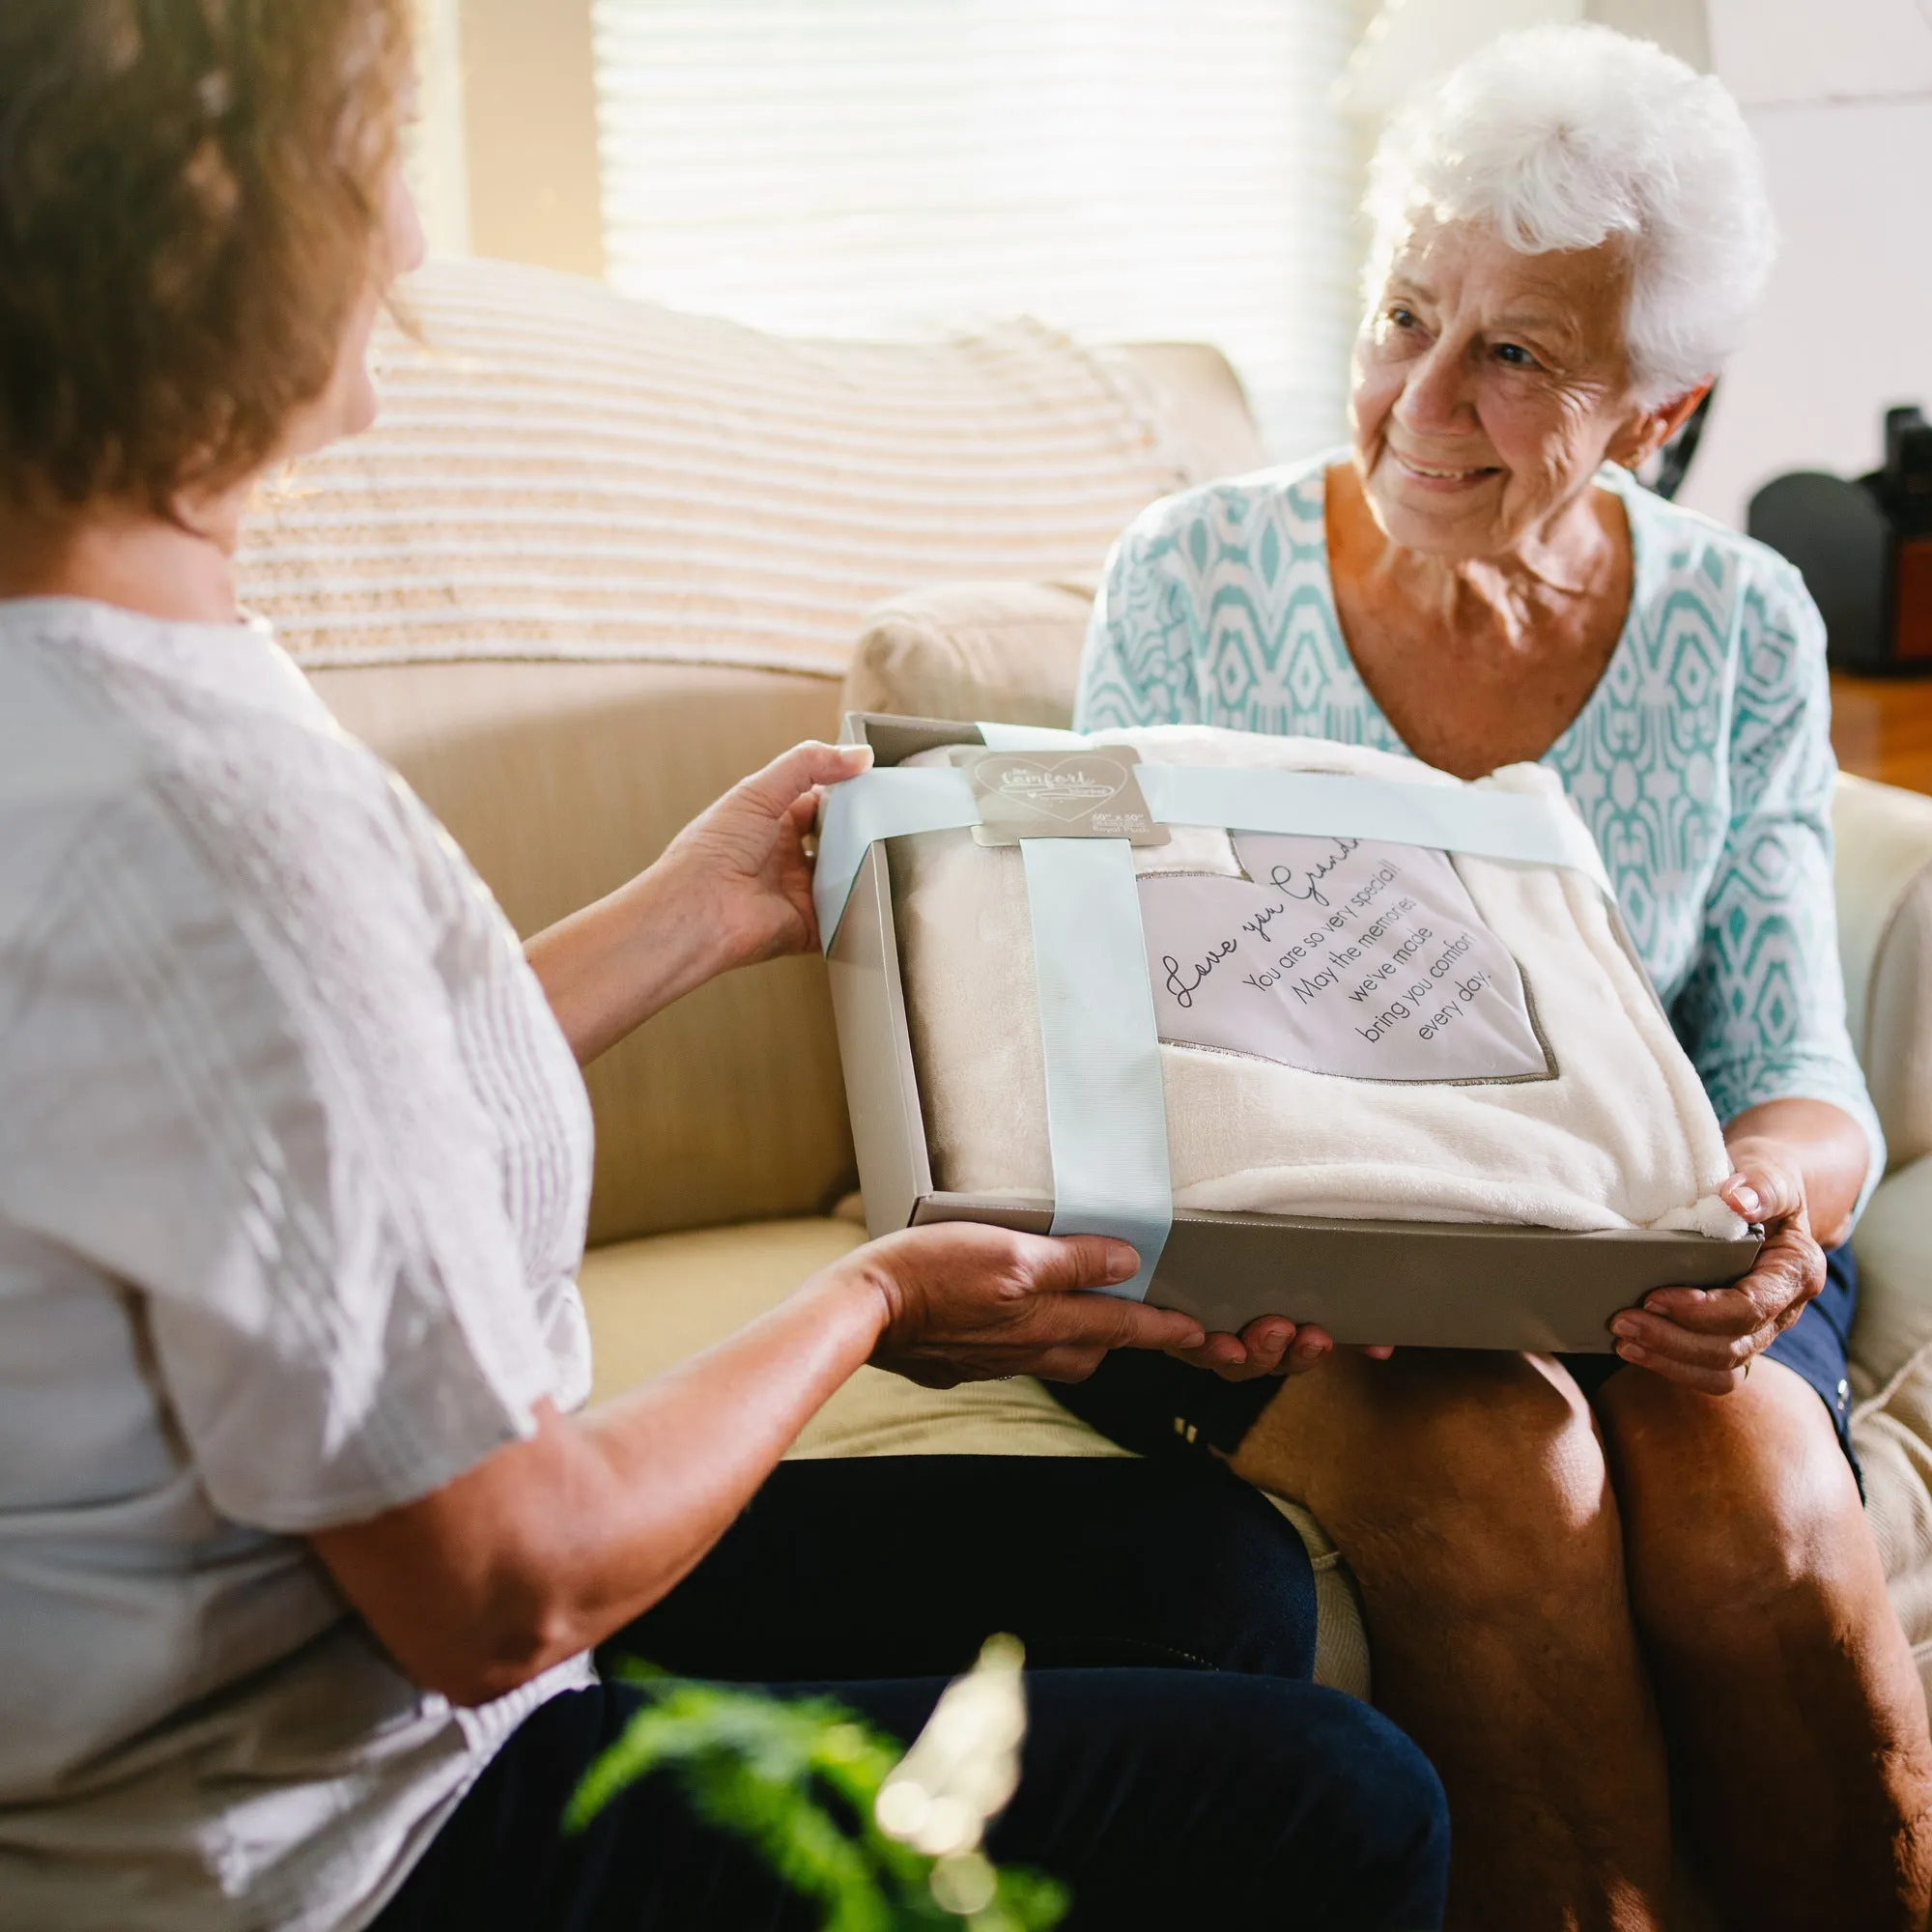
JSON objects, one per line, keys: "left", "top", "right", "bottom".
{"left": 1609, "top": 381, "right": 1714, "bottom": 471}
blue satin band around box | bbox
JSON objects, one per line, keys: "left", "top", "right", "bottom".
{"left": 813, "top": 723, "right": 1614, "bottom": 1301}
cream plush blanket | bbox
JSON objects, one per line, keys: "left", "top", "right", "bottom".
{"left": 892, "top": 726, "right": 1743, "bottom": 1236}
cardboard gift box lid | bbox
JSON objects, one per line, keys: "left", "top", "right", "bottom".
{"left": 824, "top": 714, "right": 1763, "bottom": 1352}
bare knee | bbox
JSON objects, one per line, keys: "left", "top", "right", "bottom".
{"left": 1245, "top": 1351, "right": 1622, "bottom": 1625}
{"left": 1601, "top": 1360, "right": 1871, "bottom": 1646}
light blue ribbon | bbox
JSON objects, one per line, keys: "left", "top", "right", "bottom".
{"left": 810, "top": 722, "right": 1104, "bottom": 950}
{"left": 977, "top": 724, "right": 1173, "bottom": 1298}
{"left": 1136, "top": 764, "right": 1611, "bottom": 894}
{"left": 812, "top": 765, "right": 980, "bottom": 950}
{"left": 1013, "top": 838, "right": 1173, "bottom": 1298}
{"left": 816, "top": 753, "right": 1612, "bottom": 948}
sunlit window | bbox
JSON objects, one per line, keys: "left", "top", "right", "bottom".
{"left": 592, "top": 0, "right": 1371, "bottom": 458}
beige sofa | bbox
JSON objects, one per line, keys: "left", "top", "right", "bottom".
{"left": 262, "top": 261, "right": 1932, "bottom": 1722}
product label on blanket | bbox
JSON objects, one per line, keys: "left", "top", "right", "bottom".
{"left": 1137, "top": 833, "right": 1552, "bottom": 1083}
{"left": 954, "top": 744, "right": 1171, "bottom": 847}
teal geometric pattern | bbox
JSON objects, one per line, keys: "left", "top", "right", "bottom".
{"left": 1076, "top": 452, "right": 1885, "bottom": 1208}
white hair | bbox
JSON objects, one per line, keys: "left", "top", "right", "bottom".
{"left": 1364, "top": 24, "right": 1776, "bottom": 405}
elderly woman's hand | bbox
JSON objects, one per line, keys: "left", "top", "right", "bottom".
{"left": 1608, "top": 1150, "right": 1826, "bottom": 1395}
{"left": 1166, "top": 1320, "right": 1395, "bottom": 1381}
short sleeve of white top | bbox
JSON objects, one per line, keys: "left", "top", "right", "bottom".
{"left": 0, "top": 600, "right": 596, "bottom": 1932}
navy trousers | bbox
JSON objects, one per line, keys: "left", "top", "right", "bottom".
{"left": 373, "top": 1457, "right": 1449, "bottom": 1931}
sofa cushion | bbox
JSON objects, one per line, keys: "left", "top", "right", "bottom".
{"left": 579, "top": 1216, "right": 1371, "bottom": 1697}
{"left": 580, "top": 1216, "right": 867, "bottom": 1398}
{"left": 1094, "top": 343, "right": 1268, "bottom": 491}
{"left": 838, "top": 351, "right": 1257, "bottom": 726}
{"left": 241, "top": 259, "right": 1189, "bottom": 681}
{"left": 312, "top": 659, "right": 854, "bottom": 1246}
{"left": 579, "top": 1215, "right": 1148, "bottom": 1457}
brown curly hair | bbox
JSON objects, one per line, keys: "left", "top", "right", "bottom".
{"left": 0, "top": 0, "right": 413, "bottom": 515}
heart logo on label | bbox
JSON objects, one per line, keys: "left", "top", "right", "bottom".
{"left": 980, "top": 755, "right": 1132, "bottom": 822}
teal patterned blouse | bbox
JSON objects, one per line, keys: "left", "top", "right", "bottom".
{"left": 1075, "top": 452, "right": 1886, "bottom": 1208}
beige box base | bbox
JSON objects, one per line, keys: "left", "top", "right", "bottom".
{"left": 826, "top": 714, "right": 1763, "bottom": 1354}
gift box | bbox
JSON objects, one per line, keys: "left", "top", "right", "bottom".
{"left": 816, "top": 714, "right": 1762, "bottom": 1351}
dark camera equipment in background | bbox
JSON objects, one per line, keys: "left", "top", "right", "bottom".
{"left": 1748, "top": 405, "right": 1932, "bottom": 677}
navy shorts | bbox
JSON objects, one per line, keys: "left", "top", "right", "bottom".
{"left": 1561, "top": 1239, "right": 1861, "bottom": 1483}
{"left": 1052, "top": 1242, "right": 1862, "bottom": 1486}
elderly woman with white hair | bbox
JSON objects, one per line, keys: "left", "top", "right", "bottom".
{"left": 1059, "top": 24, "right": 1932, "bottom": 1932}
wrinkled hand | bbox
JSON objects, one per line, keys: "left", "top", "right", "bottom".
{"left": 1609, "top": 1149, "right": 1825, "bottom": 1395}
{"left": 652, "top": 740, "right": 872, "bottom": 974}
{"left": 842, "top": 1222, "right": 1210, "bottom": 1388}
{"left": 1163, "top": 1319, "right": 1395, "bottom": 1381}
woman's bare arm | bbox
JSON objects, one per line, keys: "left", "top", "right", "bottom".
{"left": 308, "top": 1225, "right": 1203, "bottom": 1706}
{"left": 310, "top": 1265, "right": 885, "bottom": 1707}
{"left": 524, "top": 741, "right": 868, "bottom": 1065}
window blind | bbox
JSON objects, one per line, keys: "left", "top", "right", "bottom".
{"left": 591, "top": 0, "right": 1372, "bottom": 460}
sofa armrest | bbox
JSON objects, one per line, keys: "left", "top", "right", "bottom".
{"left": 1852, "top": 1156, "right": 1932, "bottom": 1393}
{"left": 1850, "top": 1154, "right": 1932, "bottom": 1679}
{"left": 844, "top": 580, "right": 1091, "bottom": 728}
{"left": 1833, "top": 772, "right": 1932, "bottom": 1172}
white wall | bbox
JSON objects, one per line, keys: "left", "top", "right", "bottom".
{"left": 1342, "top": 0, "right": 1706, "bottom": 113}
{"left": 1679, "top": 3, "right": 1932, "bottom": 526}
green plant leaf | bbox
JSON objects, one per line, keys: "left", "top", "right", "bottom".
{"left": 567, "top": 1665, "right": 1065, "bottom": 1931}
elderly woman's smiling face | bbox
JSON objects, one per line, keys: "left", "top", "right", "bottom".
{"left": 1351, "top": 216, "right": 1672, "bottom": 562}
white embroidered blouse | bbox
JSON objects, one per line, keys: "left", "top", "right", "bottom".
{"left": 0, "top": 599, "right": 595, "bottom": 1931}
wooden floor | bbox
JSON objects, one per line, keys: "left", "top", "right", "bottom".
{"left": 1831, "top": 670, "right": 1932, "bottom": 795}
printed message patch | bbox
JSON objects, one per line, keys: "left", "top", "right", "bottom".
{"left": 1139, "top": 832, "right": 1552, "bottom": 1083}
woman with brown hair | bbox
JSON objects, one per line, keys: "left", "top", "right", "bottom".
{"left": 0, "top": 6, "right": 1448, "bottom": 1929}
